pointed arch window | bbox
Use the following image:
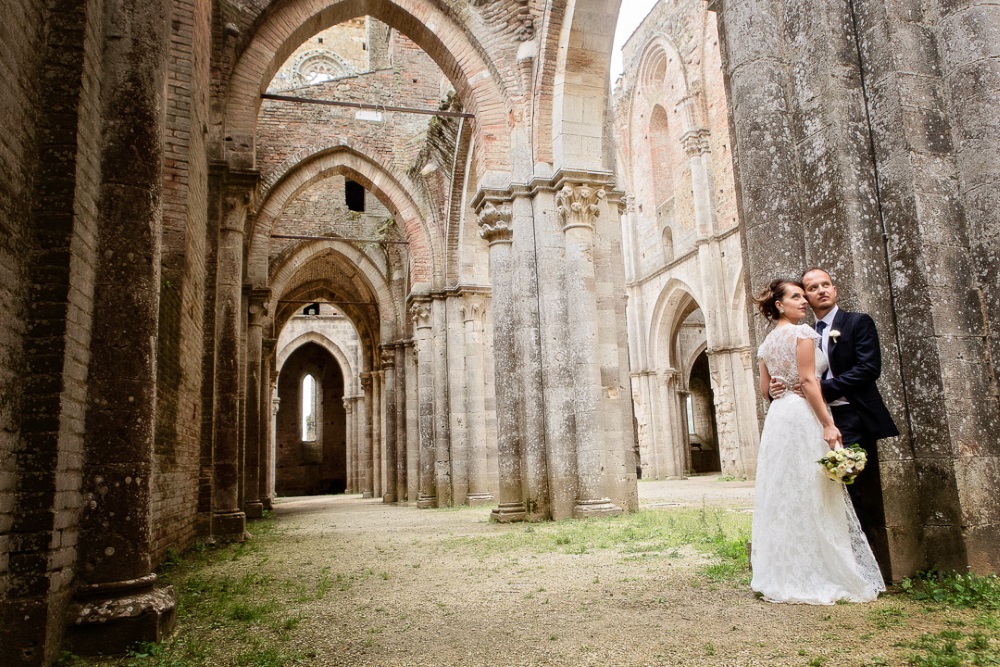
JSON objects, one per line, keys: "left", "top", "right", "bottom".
{"left": 301, "top": 374, "right": 320, "bottom": 442}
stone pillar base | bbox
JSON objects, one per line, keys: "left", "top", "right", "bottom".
{"left": 213, "top": 510, "right": 248, "bottom": 542}
{"left": 362, "top": 491, "right": 373, "bottom": 499}
{"left": 490, "top": 501, "right": 527, "bottom": 523}
{"left": 416, "top": 494, "right": 436, "bottom": 509}
{"left": 65, "top": 576, "right": 176, "bottom": 657}
{"left": 467, "top": 493, "right": 495, "bottom": 506}
{"left": 382, "top": 493, "right": 397, "bottom": 503}
{"left": 262, "top": 497, "right": 274, "bottom": 511}
{"left": 245, "top": 501, "right": 264, "bottom": 519}
{"left": 573, "top": 498, "right": 623, "bottom": 519}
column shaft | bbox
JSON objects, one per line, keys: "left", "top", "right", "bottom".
{"left": 381, "top": 346, "right": 398, "bottom": 503}
{"left": 412, "top": 302, "right": 437, "bottom": 508}
{"left": 478, "top": 203, "right": 526, "bottom": 522}
{"left": 67, "top": 0, "right": 175, "bottom": 653}
{"left": 360, "top": 373, "right": 374, "bottom": 499}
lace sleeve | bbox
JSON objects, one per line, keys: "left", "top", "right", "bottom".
{"left": 795, "top": 324, "right": 820, "bottom": 342}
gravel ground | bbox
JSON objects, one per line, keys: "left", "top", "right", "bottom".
{"left": 145, "top": 476, "right": 993, "bottom": 667}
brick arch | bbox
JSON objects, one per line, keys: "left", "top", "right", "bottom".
{"left": 268, "top": 240, "right": 401, "bottom": 345}
{"left": 546, "top": 0, "right": 622, "bottom": 173}
{"left": 248, "top": 145, "right": 440, "bottom": 287}
{"left": 222, "top": 0, "right": 513, "bottom": 182}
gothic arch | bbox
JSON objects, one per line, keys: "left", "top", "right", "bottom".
{"left": 648, "top": 278, "right": 703, "bottom": 371}
{"left": 249, "top": 145, "right": 440, "bottom": 287}
{"left": 277, "top": 331, "right": 357, "bottom": 396}
{"left": 221, "top": 0, "right": 514, "bottom": 182}
{"left": 268, "top": 239, "right": 400, "bottom": 344}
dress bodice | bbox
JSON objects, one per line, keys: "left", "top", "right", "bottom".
{"left": 757, "top": 324, "right": 827, "bottom": 385}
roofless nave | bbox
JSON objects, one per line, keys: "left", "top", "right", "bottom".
{"left": 1, "top": 0, "right": 998, "bottom": 663}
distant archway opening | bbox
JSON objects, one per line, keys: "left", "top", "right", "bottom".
{"left": 687, "top": 351, "right": 721, "bottom": 474}
{"left": 276, "top": 343, "right": 347, "bottom": 495}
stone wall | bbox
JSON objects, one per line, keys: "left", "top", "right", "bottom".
{"left": 613, "top": 0, "right": 758, "bottom": 480}
{"left": 715, "top": 0, "right": 1000, "bottom": 574}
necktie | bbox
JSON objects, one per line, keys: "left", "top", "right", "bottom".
{"left": 815, "top": 320, "right": 827, "bottom": 335}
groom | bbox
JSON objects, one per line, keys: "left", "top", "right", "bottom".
{"left": 774, "top": 268, "right": 898, "bottom": 574}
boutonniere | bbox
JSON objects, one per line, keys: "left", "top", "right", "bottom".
{"left": 829, "top": 330, "right": 841, "bottom": 344}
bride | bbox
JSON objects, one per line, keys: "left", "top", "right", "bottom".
{"left": 751, "top": 279, "right": 885, "bottom": 604}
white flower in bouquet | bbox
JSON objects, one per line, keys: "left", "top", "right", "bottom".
{"left": 818, "top": 444, "right": 867, "bottom": 484}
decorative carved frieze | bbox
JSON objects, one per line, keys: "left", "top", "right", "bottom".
{"left": 556, "top": 183, "right": 606, "bottom": 232}
{"left": 477, "top": 201, "right": 514, "bottom": 244}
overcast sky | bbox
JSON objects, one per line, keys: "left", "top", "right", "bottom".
{"left": 610, "top": 0, "right": 660, "bottom": 83}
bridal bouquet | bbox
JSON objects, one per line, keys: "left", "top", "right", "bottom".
{"left": 818, "top": 444, "right": 867, "bottom": 484}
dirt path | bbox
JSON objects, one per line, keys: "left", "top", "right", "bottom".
{"left": 156, "top": 477, "right": 990, "bottom": 667}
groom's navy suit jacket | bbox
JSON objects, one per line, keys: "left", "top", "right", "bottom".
{"left": 822, "top": 309, "right": 899, "bottom": 442}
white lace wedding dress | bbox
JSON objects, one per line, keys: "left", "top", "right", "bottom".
{"left": 751, "top": 324, "right": 885, "bottom": 604}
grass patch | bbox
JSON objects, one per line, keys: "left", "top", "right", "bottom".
{"left": 444, "top": 506, "right": 750, "bottom": 584}
{"left": 70, "top": 514, "right": 334, "bottom": 667}
{"left": 901, "top": 571, "right": 1000, "bottom": 610}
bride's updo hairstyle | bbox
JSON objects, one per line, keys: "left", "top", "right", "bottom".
{"left": 753, "top": 279, "right": 804, "bottom": 321}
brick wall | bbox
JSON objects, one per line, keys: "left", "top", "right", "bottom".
{"left": 151, "top": 0, "right": 213, "bottom": 566}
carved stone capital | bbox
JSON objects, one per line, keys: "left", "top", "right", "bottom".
{"left": 681, "top": 129, "right": 712, "bottom": 156}
{"left": 557, "top": 183, "right": 605, "bottom": 232}
{"left": 360, "top": 372, "right": 373, "bottom": 392}
{"left": 409, "top": 301, "right": 432, "bottom": 328}
{"left": 380, "top": 345, "right": 396, "bottom": 368}
{"left": 477, "top": 201, "right": 513, "bottom": 244}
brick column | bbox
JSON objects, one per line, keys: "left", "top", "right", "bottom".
{"left": 243, "top": 289, "right": 269, "bottom": 519}
{"left": 398, "top": 341, "right": 413, "bottom": 502}
{"left": 381, "top": 346, "right": 398, "bottom": 503}
{"left": 66, "top": 0, "right": 175, "bottom": 654}
{"left": 477, "top": 203, "right": 526, "bottom": 522}
{"left": 556, "top": 183, "right": 623, "bottom": 518}
{"left": 411, "top": 300, "right": 437, "bottom": 508}
{"left": 211, "top": 175, "right": 255, "bottom": 540}
{"left": 359, "top": 372, "right": 374, "bottom": 499}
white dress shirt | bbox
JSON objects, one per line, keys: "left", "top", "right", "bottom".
{"left": 817, "top": 306, "right": 848, "bottom": 406}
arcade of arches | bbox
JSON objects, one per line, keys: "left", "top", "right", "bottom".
{"left": 1, "top": 0, "right": 998, "bottom": 663}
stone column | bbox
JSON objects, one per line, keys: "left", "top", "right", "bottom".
{"left": 556, "top": 183, "right": 622, "bottom": 518}
{"left": 372, "top": 370, "right": 382, "bottom": 499}
{"left": 343, "top": 397, "right": 355, "bottom": 493}
{"left": 432, "top": 295, "right": 453, "bottom": 506}
{"left": 268, "top": 392, "right": 279, "bottom": 505}
{"left": 411, "top": 301, "right": 437, "bottom": 508}
{"left": 381, "top": 346, "right": 398, "bottom": 502}
{"left": 243, "top": 288, "right": 269, "bottom": 519}
{"left": 66, "top": 0, "right": 174, "bottom": 653}
{"left": 360, "top": 372, "right": 374, "bottom": 499}
{"left": 260, "top": 339, "right": 276, "bottom": 510}
{"left": 404, "top": 340, "right": 419, "bottom": 502}
{"left": 633, "top": 371, "right": 658, "bottom": 479}
{"left": 511, "top": 194, "right": 551, "bottom": 519}
{"left": 477, "top": 202, "right": 526, "bottom": 522}
{"left": 210, "top": 180, "right": 253, "bottom": 540}
{"left": 393, "top": 343, "right": 408, "bottom": 502}
{"left": 463, "top": 292, "right": 493, "bottom": 504}
{"left": 448, "top": 295, "right": 470, "bottom": 506}
{"left": 657, "top": 370, "right": 687, "bottom": 479}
